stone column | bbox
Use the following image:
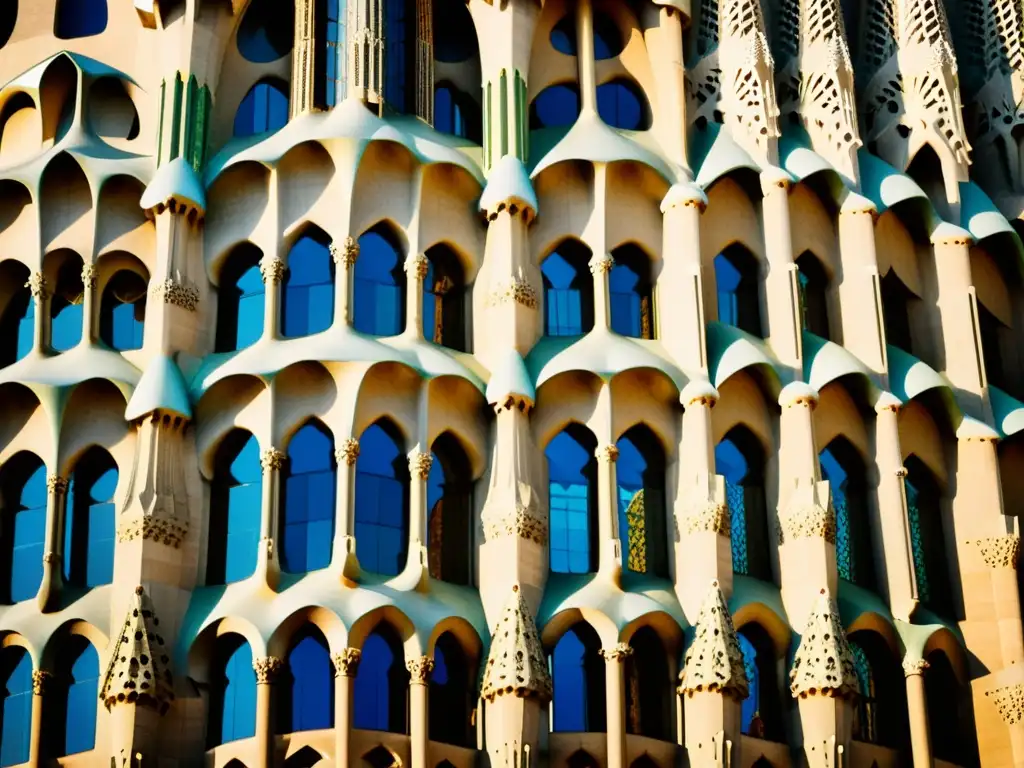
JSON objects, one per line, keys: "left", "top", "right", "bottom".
{"left": 332, "top": 438, "right": 360, "bottom": 572}
{"left": 407, "top": 656, "right": 434, "bottom": 768}
{"left": 253, "top": 656, "right": 283, "bottom": 768}
{"left": 291, "top": 0, "right": 317, "bottom": 116}
{"left": 81, "top": 263, "right": 97, "bottom": 344}
{"left": 575, "top": 0, "right": 597, "bottom": 113}
{"left": 332, "top": 649, "right": 361, "bottom": 768}
{"left": 331, "top": 236, "right": 359, "bottom": 328}
{"left": 259, "top": 448, "right": 285, "bottom": 585}
{"left": 595, "top": 443, "right": 622, "bottom": 575}
{"left": 259, "top": 256, "right": 285, "bottom": 341}
{"left": 644, "top": 5, "right": 687, "bottom": 167}
{"left": 406, "top": 451, "right": 432, "bottom": 578}
{"left": 760, "top": 173, "right": 801, "bottom": 367}
{"left": 601, "top": 644, "right": 632, "bottom": 768}
{"left": 405, "top": 253, "right": 429, "bottom": 339}
{"left": 659, "top": 187, "right": 707, "bottom": 371}
{"left": 590, "top": 253, "right": 614, "bottom": 332}
{"left": 903, "top": 659, "right": 932, "bottom": 768}
{"left": 28, "top": 670, "right": 49, "bottom": 765}
{"left": 837, "top": 196, "right": 885, "bottom": 371}
{"left": 931, "top": 227, "right": 984, "bottom": 399}
{"left": 26, "top": 272, "right": 48, "bottom": 353}
{"left": 37, "top": 474, "right": 67, "bottom": 610}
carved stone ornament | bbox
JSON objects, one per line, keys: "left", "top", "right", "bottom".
{"left": 970, "top": 535, "right": 1021, "bottom": 570}
{"left": 404, "top": 253, "right": 430, "bottom": 281}
{"left": 408, "top": 451, "right": 433, "bottom": 480}
{"left": 486, "top": 276, "right": 539, "bottom": 309}
{"left": 332, "top": 648, "right": 362, "bottom": 677}
{"left": 32, "top": 669, "right": 51, "bottom": 695}
{"left": 43, "top": 551, "right": 61, "bottom": 564}
{"left": 902, "top": 658, "right": 930, "bottom": 677}
{"left": 117, "top": 510, "right": 189, "bottom": 549}
{"left": 100, "top": 586, "right": 174, "bottom": 714}
{"left": 681, "top": 500, "right": 731, "bottom": 537}
{"left": 596, "top": 444, "right": 620, "bottom": 463}
{"left": 81, "top": 263, "right": 98, "bottom": 289}
{"left": 261, "top": 448, "right": 286, "bottom": 473}
{"left": 679, "top": 580, "right": 748, "bottom": 700}
{"left": 149, "top": 274, "right": 200, "bottom": 312}
{"left": 789, "top": 588, "right": 859, "bottom": 699}
{"left": 777, "top": 502, "right": 836, "bottom": 545}
{"left": 589, "top": 255, "right": 615, "bottom": 276}
{"left": 330, "top": 236, "right": 360, "bottom": 268}
{"left": 986, "top": 683, "right": 1024, "bottom": 725}
{"left": 259, "top": 255, "right": 286, "bottom": 284}
{"left": 253, "top": 656, "right": 284, "bottom": 685}
{"left": 600, "top": 644, "right": 634, "bottom": 662}
{"left": 335, "top": 438, "right": 360, "bottom": 466}
{"left": 47, "top": 474, "right": 68, "bottom": 494}
{"left": 481, "top": 503, "right": 548, "bottom": 545}
{"left": 480, "top": 584, "right": 553, "bottom": 704}
{"left": 25, "top": 272, "right": 48, "bottom": 300}
{"left": 406, "top": 656, "right": 435, "bottom": 685}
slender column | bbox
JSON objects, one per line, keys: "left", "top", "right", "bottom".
{"left": 37, "top": 474, "right": 67, "bottom": 609}
{"left": 253, "top": 656, "right": 283, "bottom": 768}
{"left": 291, "top": 0, "right": 317, "bottom": 116}
{"left": 331, "top": 237, "right": 359, "bottom": 328}
{"left": 760, "top": 175, "right": 801, "bottom": 367}
{"left": 903, "top": 659, "right": 932, "bottom": 768}
{"left": 333, "top": 439, "right": 360, "bottom": 566}
{"left": 931, "top": 230, "right": 984, "bottom": 398}
{"left": 660, "top": 189, "right": 707, "bottom": 370}
{"left": 332, "top": 649, "right": 361, "bottom": 768}
{"left": 590, "top": 253, "right": 614, "bottom": 332}
{"left": 407, "top": 656, "right": 434, "bottom": 768}
{"left": 81, "top": 264, "right": 97, "bottom": 344}
{"left": 26, "top": 272, "right": 48, "bottom": 354}
{"left": 595, "top": 444, "right": 621, "bottom": 574}
{"left": 575, "top": 0, "right": 597, "bottom": 113}
{"left": 407, "top": 451, "right": 432, "bottom": 570}
{"left": 405, "top": 254, "right": 428, "bottom": 338}
{"left": 28, "top": 670, "right": 49, "bottom": 765}
{"left": 838, "top": 197, "right": 886, "bottom": 371}
{"left": 259, "top": 449, "right": 285, "bottom": 582}
{"left": 873, "top": 397, "right": 917, "bottom": 619}
{"left": 644, "top": 6, "right": 687, "bottom": 166}
{"left": 259, "top": 255, "right": 284, "bottom": 341}
{"left": 601, "top": 644, "right": 632, "bottom": 768}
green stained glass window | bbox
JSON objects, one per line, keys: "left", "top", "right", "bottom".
{"left": 727, "top": 478, "right": 749, "bottom": 575}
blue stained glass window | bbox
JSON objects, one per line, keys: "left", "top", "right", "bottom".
{"left": 282, "top": 234, "right": 334, "bottom": 338}
{"left": 2, "top": 455, "right": 46, "bottom": 604}
{"left": 422, "top": 246, "right": 466, "bottom": 350}
{"left": 237, "top": 0, "right": 294, "bottom": 63}
{"left": 552, "top": 623, "right": 605, "bottom": 732}
{"left": 796, "top": 252, "right": 830, "bottom": 339}
{"left": 355, "top": 422, "right": 409, "bottom": 576}
{"left": 354, "top": 625, "right": 405, "bottom": 732}
{"left": 738, "top": 633, "right": 759, "bottom": 734}
{"left": 354, "top": 230, "right": 406, "bottom": 336}
{"left": 282, "top": 628, "right": 332, "bottom": 732}
{"left": 99, "top": 270, "right": 146, "bottom": 351}
{"left": 549, "top": 13, "right": 621, "bottom": 59}
{"left": 0, "top": 284, "right": 33, "bottom": 366}
{"left": 323, "top": 0, "right": 347, "bottom": 106}
{"left": 531, "top": 84, "right": 581, "bottom": 129}
{"left": 55, "top": 0, "right": 108, "bottom": 39}
{"left": 820, "top": 440, "right": 874, "bottom": 589}
{"left": 209, "top": 637, "right": 256, "bottom": 746}
{"left": 903, "top": 455, "right": 953, "bottom": 616}
{"left": 64, "top": 448, "right": 117, "bottom": 589}
{"left": 58, "top": 638, "right": 98, "bottom": 756}
{"left": 597, "top": 81, "right": 646, "bottom": 130}
{"left": 434, "top": 86, "right": 465, "bottom": 138}
{"left": 0, "top": 647, "right": 31, "bottom": 767}
{"left": 234, "top": 79, "right": 289, "bottom": 138}
{"left": 542, "top": 245, "right": 594, "bottom": 337}
{"left": 714, "top": 244, "right": 762, "bottom": 337}
{"left": 280, "top": 422, "right": 336, "bottom": 574}
{"left": 609, "top": 246, "right": 653, "bottom": 339}
{"left": 615, "top": 428, "right": 667, "bottom": 577}
{"left": 716, "top": 429, "right": 770, "bottom": 580}
{"left": 50, "top": 260, "right": 84, "bottom": 353}
{"left": 547, "top": 427, "right": 597, "bottom": 574}
{"left": 384, "top": 0, "right": 413, "bottom": 112}
{"left": 209, "top": 431, "right": 262, "bottom": 584}
{"left": 849, "top": 640, "right": 876, "bottom": 743}
{"left": 426, "top": 434, "right": 472, "bottom": 584}
{"left": 430, "top": 633, "right": 472, "bottom": 745}
{"left": 216, "top": 245, "right": 265, "bottom": 352}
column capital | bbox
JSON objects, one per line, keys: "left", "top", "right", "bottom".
{"left": 31, "top": 669, "right": 50, "bottom": 695}
{"left": 902, "top": 658, "right": 930, "bottom": 677}
{"left": 332, "top": 648, "right": 362, "bottom": 677}
{"left": 150, "top": 275, "right": 200, "bottom": 312}
{"left": 600, "top": 643, "right": 634, "bottom": 662}
{"left": 408, "top": 451, "right": 433, "bottom": 480}
{"left": 330, "top": 236, "right": 360, "bottom": 268}
{"left": 589, "top": 253, "right": 615, "bottom": 275}
{"left": 259, "top": 255, "right": 285, "bottom": 284}
{"left": 46, "top": 474, "right": 68, "bottom": 494}
{"left": 260, "top": 447, "right": 286, "bottom": 473}
{"left": 776, "top": 501, "right": 836, "bottom": 544}
{"left": 81, "top": 263, "right": 98, "bottom": 289}
{"left": 252, "top": 656, "right": 284, "bottom": 684}
{"left": 680, "top": 500, "right": 730, "bottom": 537}
{"left": 596, "top": 444, "right": 619, "bottom": 463}
{"left": 335, "top": 438, "right": 360, "bottom": 466}
{"left": 25, "top": 272, "right": 48, "bottom": 300}
{"left": 969, "top": 535, "right": 1020, "bottom": 570}
{"left": 406, "top": 656, "right": 434, "bottom": 685}
{"left": 404, "top": 253, "right": 430, "bottom": 281}
{"left": 485, "top": 275, "right": 539, "bottom": 310}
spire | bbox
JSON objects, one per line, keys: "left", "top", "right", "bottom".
{"left": 678, "top": 581, "right": 749, "bottom": 700}
{"left": 481, "top": 585, "right": 552, "bottom": 704}
{"left": 789, "top": 588, "right": 859, "bottom": 699}
{"left": 101, "top": 586, "right": 175, "bottom": 714}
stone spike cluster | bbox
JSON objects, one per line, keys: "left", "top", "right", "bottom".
{"left": 100, "top": 586, "right": 174, "bottom": 714}
{"left": 789, "top": 589, "right": 860, "bottom": 700}
{"left": 679, "top": 581, "right": 749, "bottom": 700}
{"left": 481, "top": 585, "right": 553, "bottom": 704}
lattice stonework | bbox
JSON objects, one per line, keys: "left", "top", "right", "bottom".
{"left": 624, "top": 489, "right": 647, "bottom": 573}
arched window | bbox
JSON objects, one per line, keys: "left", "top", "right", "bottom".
{"left": 0, "top": 4, "right": 15, "bottom": 50}
{"left": 0, "top": 261, "right": 33, "bottom": 366}
{"left": 0, "top": 647, "right": 31, "bottom": 767}
{"left": 616, "top": 426, "right": 668, "bottom": 578}
{"left": 978, "top": 302, "right": 1012, "bottom": 392}
{"left": 208, "top": 430, "right": 262, "bottom": 585}
{"left": 319, "top": 0, "right": 346, "bottom": 106}
{"left": 626, "top": 627, "right": 671, "bottom": 741}
{"left": 280, "top": 421, "right": 336, "bottom": 574}
{"left": 542, "top": 241, "right": 594, "bottom": 337}
{"left": 64, "top": 447, "right": 117, "bottom": 589}
{"left": 796, "top": 251, "right": 830, "bottom": 339}
{"left": 427, "top": 433, "right": 472, "bottom": 585}
{"left": 354, "top": 227, "right": 406, "bottom": 336}
{"left": 233, "top": 79, "right": 289, "bottom": 138}
{"left": 99, "top": 269, "right": 147, "bottom": 351}
{"left": 552, "top": 623, "right": 605, "bottom": 732}
{"left": 280, "top": 626, "right": 332, "bottom": 733}
{"left": 423, "top": 245, "right": 466, "bottom": 350}
{"left": 905, "top": 456, "right": 953, "bottom": 617}
{"left": 434, "top": 85, "right": 482, "bottom": 142}
{"left": 737, "top": 624, "right": 782, "bottom": 740}
{"left": 237, "top": 0, "right": 294, "bottom": 63}
{"left": 549, "top": 13, "right": 622, "bottom": 59}
{"left": 609, "top": 245, "right": 654, "bottom": 339}
{"left": 384, "top": 0, "right": 415, "bottom": 113}
{"left": 55, "top": 0, "right": 107, "bottom": 39}
{"left": 285, "top": 746, "right": 326, "bottom": 767}
{"left": 354, "top": 624, "right": 407, "bottom": 732}
{"left": 208, "top": 635, "right": 256, "bottom": 746}
{"left": 429, "top": 633, "right": 473, "bottom": 746}
{"left": 925, "top": 650, "right": 976, "bottom": 765}
{"left": 282, "top": 232, "right": 334, "bottom": 339}
{"left": 847, "top": 631, "right": 908, "bottom": 749}
{"left": 0, "top": 453, "right": 46, "bottom": 604}
{"left": 547, "top": 425, "right": 598, "bottom": 574}
{"left": 216, "top": 244, "right": 265, "bottom": 352}
{"left": 820, "top": 438, "right": 875, "bottom": 590}
{"left": 597, "top": 81, "right": 648, "bottom": 131}
{"left": 714, "top": 244, "right": 762, "bottom": 337}
{"left": 567, "top": 751, "right": 600, "bottom": 768}
{"left": 716, "top": 428, "right": 770, "bottom": 581}
{"left": 364, "top": 746, "right": 402, "bottom": 768}
{"left": 530, "top": 84, "right": 581, "bottom": 129}
{"left": 50, "top": 258, "right": 84, "bottom": 352}
{"left": 881, "top": 270, "right": 914, "bottom": 353}
{"left": 51, "top": 636, "right": 99, "bottom": 756}
{"left": 355, "top": 420, "right": 409, "bottom": 576}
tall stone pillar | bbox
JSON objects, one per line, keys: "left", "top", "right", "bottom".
{"left": 332, "top": 438, "right": 360, "bottom": 577}
{"left": 332, "top": 649, "right": 361, "bottom": 767}
{"left": 330, "top": 236, "right": 359, "bottom": 328}
{"left": 590, "top": 253, "right": 614, "bottom": 331}
{"left": 291, "top": 0, "right": 318, "bottom": 115}
{"left": 596, "top": 443, "right": 623, "bottom": 577}
{"left": 408, "top": 656, "right": 434, "bottom": 768}
{"left": 37, "top": 473, "right": 66, "bottom": 610}
{"left": 81, "top": 263, "right": 97, "bottom": 345}
{"left": 659, "top": 185, "right": 708, "bottom": 371}
{"left": 931, "top": 228, "right": 985, "bottom": 402}
{"left": 258, "top": 447, "right": 285, "bottom": 589}
{"left": 259, "top": 255, "right": 284, "bottom": 342}
{"left": 903, "top": 658, "right": 932, "bottom": 768}
{"left": 252, "top": 656, "right": 283, "bottom": 768}
{"left": 402, "top": 451, "right": 432, "bottom": 585}
{"left": 602, "top": 644, "right": 632, "bottom": 768}
{"left": 405, "top": 253, "right": 429, "bottom": 338}
{"left": 760, "top": 173, "right": 801, "bottom": 368}
{"left": 837, "top": 196, "right": 886, "bottom": 372}
{"left": 26, "top": 272, "right": 48, "bottom": 353}
{"left": 28, "top": 670, "right": 49, "bottom": 765}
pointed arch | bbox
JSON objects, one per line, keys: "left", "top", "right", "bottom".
{"left": 354, "top": 622, "right": 407, "bottom": 733}
{"left": 737, "top": 622, "right": 783, "bottom": 740}
{"left": 0, "top": 259, "right": 32, "bottom": 367}
{"left": 552, "top": 622, "right": 605, "bottom": 733}
{"left": 363, "top": 745, "right": 402, "bottom": 768}
{"left": 820, "top": 436, "right": 875, "bottom": 589}
{"left": 626, "top": 627, "right": 671, "bottom": 741}
{"left": 542, "top": 239, "right": 594, "bottom": 337}
{"left": 0, "top": 452, "right": 46, "bottom": 604}
{"left": 848, "top": 630, "right": 907, "bottom": 749}
{"left": 283, "top": 227, "right": 335, "bottom": 339}
{"left": 355, "top": 418, "right": 410, "bottom": 576}
{"left": 280, "top": 419, "right": 336, "bottom": 574}
{"left": 234, "top": 78, "right": 289, "bottom": 138}
{"left": 547, "top": 423, "right": 599, "bottom": 574}
{"left": 905, "top": 454, "right": 954, "bottom": 617}
{"left": 48, "top": 251, "right": 84, "bottom": 353}
{"left": 208, "top": 429, "right": 262, "bottom": 584}
{"left": 279, "top": 625, "right": 333, "bottom": 733}
{"left": 0, "top": 645, "right": 31, "bottom": 766}
{"left": 429, "top": 632, "right": 473, "bottom": 746}
{"left": 925, "top": 649, "right": 977, "bottom": 764}
{"left": 423, "top": 243, "right": 466, "bottom": 350}
{"left": 713, "top": 243, "right": 762, "bottom": 337}
{"left": 427, "top": 431, "right": 472, "bottom": 585}
{"left": 63, "top": 446, "right": 117, "bottom": 589}
{"left": 615, "top": 424, "right": 668, "bottom": 578}
{"left": 216, "top": 243, "right": 265, "bottom": 352}
{"left": 354, "top": 223, "right": 407, "bottom": 337}
{"left": 716, "top": 426, "right": 771, "bottom": 580}
{"left": 609, "top": 243, "right": 655, "bottom": 339}
{"left": 99, "top": 266, "right": 148, "bottom": 351}
{"left": 237, "top": 0, "right": 294, "bottom": 64}
{"left": 207, "top": 633, "right": 256, "bottom": 746}
{"left": 567, "top": 749, "right": 600, "bottom": 768}
{"left": 48, "top": 634, "right": 99, "bottom": 756}
{"left": 285, "top": 745, "right": 327, "bottom": 767}
{"left": 795, "top": 250, "right": 831, "bottom": 340}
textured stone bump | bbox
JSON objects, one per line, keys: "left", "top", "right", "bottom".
{"left": 679, "top": 580, "right": 748, "bottom": 700}
{"left": 101, "top": 586, "right": 174, "bottom": 713}
{"left": 481, "top": 584, "right": 553, "bottom": 703}
{"left": 789, "top": 588, "right": 859, "bottom": 699}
